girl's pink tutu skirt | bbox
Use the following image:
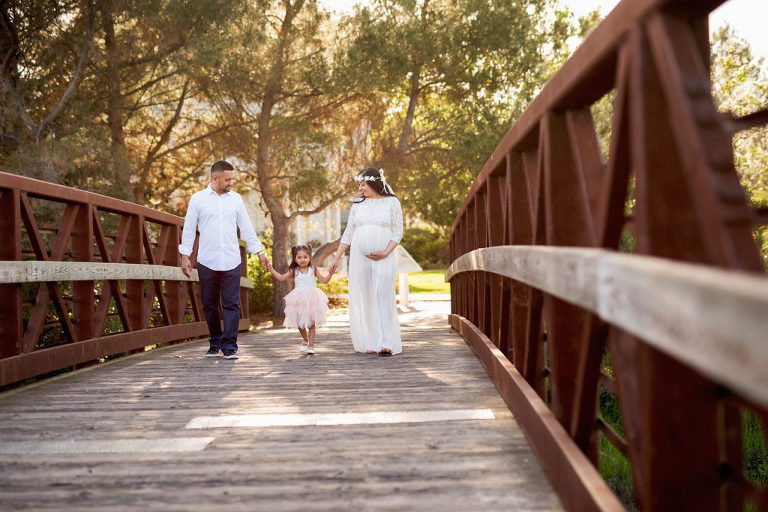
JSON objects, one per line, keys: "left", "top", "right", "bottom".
{"left": 283, "top": 288, "right": 329, "bottom": 328}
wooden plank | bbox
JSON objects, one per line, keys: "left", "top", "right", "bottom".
{"left": 449, "top": 314, "right": 624, "bottom": 511}
{"left": 0, "top": 306, "right": 563, "bottom": 511}
{"left": 0, "top": 261, "right": 254, "bottom": 289}
{"left": 445, "top": 245, "right": 768, "bottom": 409}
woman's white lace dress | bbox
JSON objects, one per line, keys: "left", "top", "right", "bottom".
{"left": 340, "top": 196, "right": 403, "bottom": 354}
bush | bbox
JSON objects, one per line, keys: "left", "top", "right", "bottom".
{"left": 400, "top": 226, "right": 449, "bottom": 267}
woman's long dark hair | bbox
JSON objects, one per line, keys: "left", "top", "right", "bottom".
{"left": 354, "top": 167, "right": 396, "bottom": 203}
{"left": 289, "top": 244, "right": 312, "bottom": 275}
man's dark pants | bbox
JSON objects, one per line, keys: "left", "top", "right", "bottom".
{"left": 197, "top": 263, "right": 241, "bottom": 353}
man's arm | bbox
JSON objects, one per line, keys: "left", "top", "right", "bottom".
{"left": 179, "top": 196, "right": 199, "bottom": 278}
{"left": 236, "top": 196, "right": 269, "bottom": 267}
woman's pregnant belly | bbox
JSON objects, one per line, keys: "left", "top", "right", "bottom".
{"left": 351, "top": 224, "right": 392, "bottom": 255}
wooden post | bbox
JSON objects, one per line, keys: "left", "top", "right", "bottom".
{"left": 398, "top": 273, "right": 409, "bottom": 306}
{"left": 0, "top": 188, "right": 23, "bottom": 358}
{"left": 71, "top": 203, "right": 95, "bottom": 342}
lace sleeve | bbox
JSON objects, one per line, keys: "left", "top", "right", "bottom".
{"left": 390, "top": 198, "right": 403, "bottom": 243}
{"left": 340, "top": 204, "right": 356, "bottom": 245}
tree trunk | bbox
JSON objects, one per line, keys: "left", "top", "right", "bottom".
{"left": 253, "top": 0, "right": 305, "bottom": 323}
{"left": 102, "top": 0, "right": 134, "bottom": 201}
{"left": 313, "top": 238, "right": 340, "bottom": 266}
{"left": 271, "top": 214, "right": 292, "bottom": 324}
{"left": 395, "top": 64, "right": 422, "bottom": 181}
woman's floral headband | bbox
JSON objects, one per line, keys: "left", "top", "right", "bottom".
{"left": 353, "top": 169, "right": 385, "bottom": 182}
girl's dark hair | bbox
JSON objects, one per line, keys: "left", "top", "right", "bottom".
{"left": 289, "top": 244, "right": 312, "bottom": 275}
{"left": 354, "top": 167, "right": 396, "bottom": 203}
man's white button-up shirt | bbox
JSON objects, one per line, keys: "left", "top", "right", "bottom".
{"left": 178, "top": 185, "right": 264, "bottom": 271}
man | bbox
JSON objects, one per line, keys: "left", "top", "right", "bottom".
{"left": 179, "top": 160, "right": 270, "bottom": 359}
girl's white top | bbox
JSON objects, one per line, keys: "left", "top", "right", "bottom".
{"left": 340, "top": 196, "right": 403, "bottom": 246}
{"left": 293, "top": 267, "right": 318, "bottom": 290}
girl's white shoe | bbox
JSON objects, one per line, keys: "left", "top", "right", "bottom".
{"left": 300, "top": 342, "right": 308, "bottom": 353}
{"left": 307, "top": 347, "right": 315, "bottom": 354}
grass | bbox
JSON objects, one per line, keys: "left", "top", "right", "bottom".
{"left": 407, "top": 269, "right": 450, "bottom": 294}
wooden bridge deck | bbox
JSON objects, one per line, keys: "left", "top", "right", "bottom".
{"left": 0, "top": 301, "right": 562, "bottom": 511}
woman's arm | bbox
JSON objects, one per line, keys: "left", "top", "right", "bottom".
{"left": 366, "top": 240, "right": 398, "bottom": 261}
{"left": 314, "top": 267, "right": 333, "bottom": 284}
{"left": 328, "top": 243, "right": 349, "bottom": 275}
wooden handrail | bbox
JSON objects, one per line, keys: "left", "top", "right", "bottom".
{"left": 447, "top": 0, "right": 766, "bottom": 509}
{"left": 446, "top": 246, "right": 768, "bottom": 409}
{"left": 0, "top": 261, "right": 254, "bottom": 289}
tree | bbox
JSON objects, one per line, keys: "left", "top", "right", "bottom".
{"left": 1, "top": 0, "right": 245, "bottom": 202}
{"left": 1, "top": 0, "right": 98, "bottom": 181}
{"left": 342, "top": 0, "right": 576, "bottom": 230}
{"left": 711, "top": 24, "right": 768, "bottom": 269}
{"left": 205, "top": 0, "right": 366, "bottom": 320}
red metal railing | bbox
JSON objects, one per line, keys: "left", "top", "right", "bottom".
{"left": 0, "top": 172, "right": 250, "bottom": 387}
{"left": 447, "top": 0, "right": 768, "bottom": 510}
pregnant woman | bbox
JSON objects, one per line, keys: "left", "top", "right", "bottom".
{"left": 329, "top": 167, "right": 404, "bottom": 356}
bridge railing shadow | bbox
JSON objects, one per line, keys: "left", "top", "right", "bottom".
{"left": 0, "top": 172, "right": 252, "bottom": 388}
{"left": 447, "top": 0, "right": 768, "bottom": 510}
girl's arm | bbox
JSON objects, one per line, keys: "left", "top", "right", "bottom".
{"left": 269, "top": 266, "right": 292, "bottom": 282}
{"left": 314, "top": 266, "right": 333, "bottom": 284}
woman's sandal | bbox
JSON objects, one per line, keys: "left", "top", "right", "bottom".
{"left": 366, "top": 350, "right": 377, "bottom": 354}
{"left": 378, "top": 348, "right": 393, "bottom": 357}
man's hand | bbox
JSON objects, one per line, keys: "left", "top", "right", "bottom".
{"left": 181, "top": 255, "right": 192, "bottom": 278}
{"left": 259, "top": 253, "right": 270, "bottom": 269}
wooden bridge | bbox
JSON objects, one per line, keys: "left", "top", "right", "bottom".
{"left": 1, "top": 0, "right": 767, "bottom": 510}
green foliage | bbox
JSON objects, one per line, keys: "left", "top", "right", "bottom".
{"left": 400, "top": 226, "right": 449, "bottom": 267}
{"left": 599, "top": 432, "right": 638, "bottom": 511}
{"left": 598, "top": 353, "right": 638, "bottom": 510}
{"left": 342, "top": 0, "right": 580, "bottom": 230}
{"left": 743, "top": 411, "right": 768, "bottom": 488}
{"left": 407, "top": 270, "right": 450, "bottom": 294}
{"left": 711, "top": 25, "right": 768, "bottom": 271}
{"left": 318, "top": 274, "right": 348, "bottom": 297}
{"left": 247, "top": 232, "right": 274, "bottom": 314}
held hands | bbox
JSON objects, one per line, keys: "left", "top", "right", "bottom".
{"left": 328, "top": 258, "right": 339, "bottom": 275}
{"left": 259, "top": 253, "right": 272, "bottom": 271}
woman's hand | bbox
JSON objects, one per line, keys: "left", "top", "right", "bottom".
{"left": 328, "top": 258, "right": 339, "bottom": 275}
{"left": 365, "top": 251, "right": 390, "bottom": 261}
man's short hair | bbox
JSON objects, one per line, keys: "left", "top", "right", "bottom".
{"left": 211, "top": 160, "right": 234, "bottom": 176}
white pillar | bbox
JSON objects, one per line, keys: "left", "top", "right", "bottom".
{"left": 398, "top": 273, "right": 409, "bottom": 306}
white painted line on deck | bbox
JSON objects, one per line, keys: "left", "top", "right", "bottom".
{"left": 185, "top": 408, "right": 495, "bottom": 429}
{"left": 0, "top": 437, "right": 215, "bottom": 455}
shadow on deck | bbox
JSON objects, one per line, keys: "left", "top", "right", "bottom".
{"left": 0, "top": 300, "right": 562, "bottom": 511}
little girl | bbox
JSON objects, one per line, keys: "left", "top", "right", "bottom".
{"left": 269, "top": 244, "right": 333, "bottom": 354}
